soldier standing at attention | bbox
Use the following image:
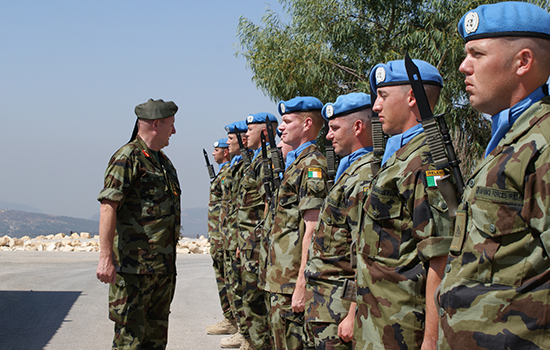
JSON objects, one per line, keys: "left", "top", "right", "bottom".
{"left": 96, "top": 98, "right": 181, "bottom": 349}
{"left": 206, "top": 138, "right": 239, "bottom": 336}
{"left": 304, "top": 92, "right": 377, "bottom": 349}
{"left": 354, "top": 60, "right": 452, "bottom": 350}
{"left": 220, "top": 120, "right": 251, "bottom": 349}
{"left": 438, "top": 3, "right": 550, "bottom": 349}
{"left": 264, "top": 96, "right": 328, "bottom": 350}
{"left": 235, "top": 112, "right": 279, "bottom": 350}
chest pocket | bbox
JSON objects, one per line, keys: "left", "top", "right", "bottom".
{"left": 140, "top": 171, "right": 168, "bottom": 217}
{"left": 241, "top": 175, "right": 261, "bottom": 208}
{"left": 461, "top": 186, "right": 529, "bottom": 286}
{"left": 364, "top": 185, "right": 402, "bottom": 257}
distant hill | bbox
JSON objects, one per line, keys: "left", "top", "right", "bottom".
{"left": 0, "top": 210, "right": 99, "bottom": 238}
{"left": 0, "top": 201, "right": 43, "bottom": 214}
{"left": 0, "top": 207, "right": 208, "bottom": 239}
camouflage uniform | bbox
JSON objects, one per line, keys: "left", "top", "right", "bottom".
{"left": 264, "top": 143, "right": 328, "bottom": 350}
{"left": 438, "top": 97, "right": 550, "bottom": 350}
{"left": 355, "top": 133, "right": 452, "bottom": 350}
{"left": 98, "top": 136, "right": 181, "bottom": 350}
{"left": 208, "top": 162, "right": 232, "bottom": 320}
{"left": 304, "top": 152, "right": 376, "bottom": 350}
{"left": 220, "top": 157, "right": 247, "bottom": 333}
{"left": 236, "top": 148, "right": 272, "bottom": 349}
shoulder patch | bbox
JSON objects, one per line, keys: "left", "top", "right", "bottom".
{"left": 426, "top": 169, "right": 445, "bottom": 187}
{"left": 308, "top": 167, "right": 323, "bottom": 178}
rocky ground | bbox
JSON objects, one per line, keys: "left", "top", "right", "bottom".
{"left": 0, "top": 232, "right": 210, "bottom": 254}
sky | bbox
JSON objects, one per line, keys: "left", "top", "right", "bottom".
{"left": 0, "top": 0, "right": 286, "bottom": 220}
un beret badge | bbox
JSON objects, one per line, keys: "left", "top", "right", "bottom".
{"left": 326, "top": 105, "right": 334, "bottom": 118}
{"left": 464, "top": 11, "right": 479, "bottom": 34}
{"left": 225, "top": 126, "right": 230, "bottom": 132}
{"left": 280, "top": 103, "right": 286, "bottom": 114}
{"left": 247, "top": 114, "right": 254, "bottom": 123}
{"left": 214, "top": 141, "right": 219, "bottom": 147}
{"left": 375, "top": 67, "right": 386, "bottom": 84}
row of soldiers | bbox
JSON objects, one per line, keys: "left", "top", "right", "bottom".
{"left": 204, "top": 2, "right": 550, "bottom": 350}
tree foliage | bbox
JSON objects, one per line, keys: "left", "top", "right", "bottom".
{"left": 236, "top": 0, "right": 549, "bottom": 176}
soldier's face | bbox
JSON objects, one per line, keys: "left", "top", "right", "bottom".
{"left": 373, "top": 85, "right": 411, "bottom": 136}
{"left": 227, "top": 133, "right": 247, "bottom": 156}
{"left": 460, "top": 38, "right": 517, "bottom": 116}
{"left": 246, "top": 123, "right": 263, "bottom": 150}
{"left": 279, "top": 113, "right": 305, "bottom": 149}
{"left": 156, "top": 116, "right": 176, "bottom": 149}
{"left": 327, "top": 117, "right": 354, "bottom": 157}
{"left": 212, "top": 147, "right": 228, "bottom": 164}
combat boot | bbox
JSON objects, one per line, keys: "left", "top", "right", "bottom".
{"left": 220, "top": 332, "right": 245, "bottom": 348}
{"left": 206, "top": 317, "right": 238, "bottom": 335}
{"left": 238, "top": 337, "right": 254, "bottom": 350}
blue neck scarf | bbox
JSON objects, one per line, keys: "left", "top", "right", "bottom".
{"left": 219, "top": 161, "right": 229, "bottom": 171}
{"left": 485, "top": 86, "right": 546, "bottom": 158}
{"left": 285, "top": 140, "right": 316, "bottom": 170}
{"left": 230, "top": 155, "right": 242, "bottom": 167}
{"left": 382, "top": 124, "right": 424, "bottom": 165}
{"left": 335, "top": 147, "right": 373, "bottom": 181}
{"left": 252, "top": 143, "right": 270, "bottom": 162}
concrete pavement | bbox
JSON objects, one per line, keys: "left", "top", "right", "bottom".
{"left": 0, "top": 251, "right": 231, "bottom": 350}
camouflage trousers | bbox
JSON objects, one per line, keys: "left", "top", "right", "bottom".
{"left": 304, "top": 282, "right": 353, "bottom": 350}
{"left": 269, "top": 292, "right": 306, "bottom": 350}
{"left": 224, "top": 249, "right": 246, "bottom": 334}
{"left": 240, "top": 249, "right": 272, "bottom": 350}
{"left": 109, "top": 272, "right": 176, "bottom": 350}
{"left": 211, "top": 247, "right": 232, "bottom": 319}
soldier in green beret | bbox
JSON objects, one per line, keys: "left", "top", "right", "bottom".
{"left": 96, "top": 98, "right": 181, "bottom": 350}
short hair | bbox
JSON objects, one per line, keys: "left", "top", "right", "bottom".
{"left": 297, "top": 110, "right": 324, "bottom": 134}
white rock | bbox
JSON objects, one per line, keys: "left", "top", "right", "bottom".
{"left": 80, "top": 232, "right": 91, "bottom": 239}
{"left": 46, "top": 243, "right": 57, "bottom": 251}
{"left": 71, "top": 233, "right": 80, "bottom": 239}
{"left": 0, "top": 236, "right": 9, "bottom": 246}
{"left": 54, "top": 233, "right": 65, "bottom": 239}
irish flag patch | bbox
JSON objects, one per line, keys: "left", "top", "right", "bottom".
{"left": 308, "top": 167, "right": 323, "bottom": 178}
{"left": 426, "top": 170, "right": 445, "bottom": 187}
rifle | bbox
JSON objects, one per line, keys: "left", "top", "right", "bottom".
{"left": 370, "top": 87, "right": 385, "bottom": 175}
{"left": 236, "top": 133, "right": 251, "bottom": 168}
{"left": 265, "top": 119, "right": 284, "bottom": 187}
{"left": 404, "top": 53, "right": 465, "bottom": 218}
{"left": 324, "top": 122, "right": 338, "bottom": 188}
{"left": 260, "top": 132, "right": 274, "bottom": 203}
{"left": 203, "top": 148, "right": 216, "bottom": 181}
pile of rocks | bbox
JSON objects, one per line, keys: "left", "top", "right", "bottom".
{"left": 0, "top": 233, "right": 210, "bottom": 254}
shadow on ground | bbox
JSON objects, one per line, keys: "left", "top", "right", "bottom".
{"left": 0, "top": 290, "right": 81, "bottom": 350}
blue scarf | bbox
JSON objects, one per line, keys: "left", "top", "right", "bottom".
{"left": 252, "top": 143, "right": 270, "bottom": 162}
{"left": 382, "top": 124, "right": 424, "bottom": 165}
{"left": 230, "top": 155, "right": 242, "bottom": 167}
{"left": 485, "top": 86, "right": 546, "bottom": 158}
{"left": 335, "top": 147, "right": 373, "bottom": 181}
{"left": 218, "top": 161, "right": 229, "bottom": 171}
{"left": 285, "top": 140, "right": 316, "bottom": 170}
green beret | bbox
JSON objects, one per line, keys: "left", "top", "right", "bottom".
{"left": 134, "top": 99, "right": 178, "bottom": 120}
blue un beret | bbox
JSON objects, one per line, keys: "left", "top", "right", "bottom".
{"left": 224, "top": 120, "right": 248, "bottom": 134}
{"left": 369, "top": 59, "right": 443, "bottom": 93}
{"left": 322, "top": 92, "right": 372, "bottom": 121}
{"left": 459, "top": 2, "right": 550, "bottom": 43}
{"left": 213, "top": 138, "right": 229, "bottom": 148}
{"left": 278, "top": 96, "right": 323, "bottom": 116}
{"left": 246, "top": 112, "right": 278, "bottom": 125}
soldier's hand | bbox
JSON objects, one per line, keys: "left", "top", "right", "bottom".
{"left": 338, "top": 309, "right": 355, "bottom": 342}
{"left": 96, "top": 257, "right": 117, "bottom": 285}
{"left": 291, "top": 278, "right": 306, "bottom": 313}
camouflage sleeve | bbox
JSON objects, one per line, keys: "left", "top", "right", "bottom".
{"left": 524, "top": 147, "right": 550, "bottom": 255}
{"left": 97, "top": 148, "right": 137, "bottom": 206}
{"left": 417, "top": 169, "right": 453, "bottom": 262}
{"left": 298, "top": 165, "right": 328, "bottom": 213}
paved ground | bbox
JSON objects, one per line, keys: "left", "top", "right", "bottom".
{"left": 0, "top": 251, "right": 232, "bottom": 350}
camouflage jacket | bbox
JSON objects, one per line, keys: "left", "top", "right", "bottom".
{"left": 208, "top": 162, "right": 231, "bottom": 250}
{"left": 264, "top": 143, "right": 328, "bottom": 294}
{"left": 438, "top": 98, "right": 550, "bottom": 350}
{"left": 219, "top": 158, "right": 247, "bottom": 251}
{"left": 355, "top": 132, "right": 452, "bottom": 350}
{"left": 305, "top": 152, "right": 377, "bottom": 283}
{"left": 236, "top": 146, "right": 271, "bottom": 251}
{"left": 97, "top": 136, "right": 181, "bottom": 275}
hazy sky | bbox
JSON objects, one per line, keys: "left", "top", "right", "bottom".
{"left": 0, "top": 0, "right": 285, "bottom": 219}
